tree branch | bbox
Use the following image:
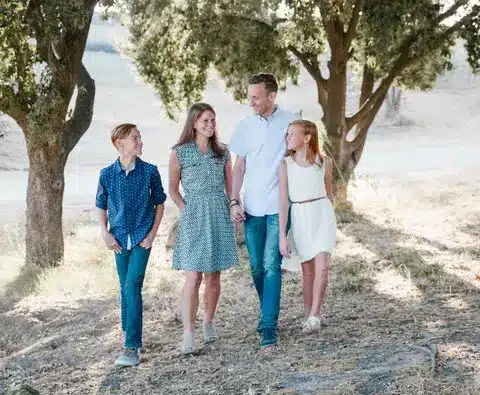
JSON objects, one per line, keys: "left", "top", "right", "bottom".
{"left": 346, "top": 66, "right": 396, "bottom": 131}
{"left": 36, "top": 3, "right": 94, "bottom": 112}
{"left": 286, "top": 46, "right": 328, "bottom": 111}
{"left": 65, "top": 63, "right": 95, "bottom": 153}
{"left": 436, "top": 0, "right": 469, "bottom": 24}
{"left": 359, "top": 64, "right": 374, "bottom": 108}
{"left": 344, "top": 0, "right": 363, "bottom": 53}
{"left": 346, "top": 5, "right": 477, "bottom": 131}
{"left": 317, "top": 1, "right": 340, "bottom": 48}
{"left": 62, "top": 5, "right": 95, "bottom": 77}
{"left": 344, "top": 85, "right": 388, "bottom": 171}
{"left": 396, "top": 9, "right": 477, "bottom": 77}
{"left": 87, "top": 0, "right": 100, "bottom": 8}
{"left": 350, "top": 88, "right": 387, "bottom": 150}
{"left": 0, "top": 87, "right": 29, "bottom": 131}
{"left": 223, "top": 14, "right": 276, "bottom": 30}
{"left": 431, "top": 8, "right": 477, "bottom": 46}
{"left": 25, "top": 0, "right": 50, "bottom": 61}
{"left": 287, "top": 46, "right": 327, "bottom": 86}
{"left": 346, "top": 26, "right": 421, "bottom": 127}
{"left": 272, "top": 17, "right": 288, "bottom": 26}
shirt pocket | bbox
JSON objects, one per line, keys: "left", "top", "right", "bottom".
{"left": 182, "top": 161, "right": 200, "bottom": 175}
{"left": 181, "top": 161, "right": 203, "bottom": 185}
{"left": 210, "top": 159, "right": 225, "bottom": 184}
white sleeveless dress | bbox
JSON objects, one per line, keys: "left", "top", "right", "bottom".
{"left": 282, "top": 156, "right": 337, "bottom": 272}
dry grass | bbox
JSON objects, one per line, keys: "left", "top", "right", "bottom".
{"left": 1, "top": 178, "right": 479, "bottom": 394}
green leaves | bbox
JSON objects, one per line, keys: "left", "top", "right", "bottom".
{"left": 123, "top": 0, "right": 300, "bottom": 118}
{"left": 124, "top": 1, "right": 209, "bottom": 119}
{"left": 0, "top": 0, "right": 97, "bottom": 129}
{"left": 0, "top": 1, "right": 37, "bottom": 114}
{"left": 122, "top": 0, "right": 480, "bottom": 120}
{"left": 211, "top": 12, "right": 298, "bottom": 102}
{"left": 460, "top": 4, "right": 480, "bottom": 74}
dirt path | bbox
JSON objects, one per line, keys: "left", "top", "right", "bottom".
{"left": 1, "top": 179, "right": 479, "bottom": 394}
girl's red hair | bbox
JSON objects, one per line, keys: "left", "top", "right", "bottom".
{"left": 286, "top": 119, "right": 324, "bottom": 166}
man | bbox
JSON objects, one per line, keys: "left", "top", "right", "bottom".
{"left": 229, "top": 73, "right": 295, "bottom": 349}
{"left": 96, "top": 123, "right": 166, "bottom": 366}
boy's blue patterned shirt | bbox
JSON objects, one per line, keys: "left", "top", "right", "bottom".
{"left": 95, "top": 157, "right": 166, "bottom": 250}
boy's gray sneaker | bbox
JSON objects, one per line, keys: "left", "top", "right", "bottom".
{"left": 114, "top": 348, "right": 140, "bottom": 367}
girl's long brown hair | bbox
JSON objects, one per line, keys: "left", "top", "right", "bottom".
{"left": 286, "top": 119, "right": 324, "bottom": 166}
{"left": 173, "top": 103, "right": 225, "bottom": 158}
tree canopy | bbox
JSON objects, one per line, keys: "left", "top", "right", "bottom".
{"left": 0, "top": 0, "right": 113, "bottom": 134}
{"left": 0, "top": 0, "right": 112, "bottom": 267}
{"left": 121, "top": 0, "right": 480, "bottom": 119}
{"left": 117, "top": 0, "right": 479, "bottom": 204}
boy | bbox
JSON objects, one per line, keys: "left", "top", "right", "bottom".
{"left": 96, "top": 123, "right": 166, "bottom": 366}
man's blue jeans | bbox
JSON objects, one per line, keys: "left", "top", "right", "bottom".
{"left": 115, "top": 245, "right": 151, "bottom": 349}
{"left": 243, "top": 213, "right": 282, "bottom": 331}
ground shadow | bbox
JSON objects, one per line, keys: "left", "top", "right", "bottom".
{"left": 277, "top": 208, "right": 480, "bottom": 393}
{"left": 2, "top": 264, "right": 46, "bottom": 301}
{"left": 337, "top": 208, "right": 479, "bottom": 293}
{"left": 2, "top": 208, "right": 479, "bottom": 394}
{"left": 459, "top": 213, "right": 480, "bottom": 239}
{"left": 0, "top": 295, "right": 122, "bottom": 394}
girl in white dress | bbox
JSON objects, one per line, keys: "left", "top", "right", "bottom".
{"left": 279, "top": 120, "right": 337, "bottom": 333}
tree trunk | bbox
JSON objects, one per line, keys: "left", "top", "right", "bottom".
{"left": 22, "top": 63, "right": 94, "bottom": 268}
{"left": 322, "top": 62, "right": 390, "bottom": 210}
{"left": 25, "top": 133, "right": 68, "bottom": 267}
{"left": 303, "top": 4, "right": 421, "bottom": 208}
{"left": 324, "top": 52, "right": 351, "bottom": 209}
{"left": 326, "top": 94, "right": 388, "bottom": 210}
{"left": 328, "top": 132, "right": 355, "bottom": 211}
{"left": 385, "top": 87, "right": 402, "bottom": 120}
{"left": 1, "top": 2, "right": 96, "bottom": 268}
{"left": 333, "top": 181, "right": 349, "bottom": 210}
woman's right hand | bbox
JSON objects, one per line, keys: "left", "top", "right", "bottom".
{"left": 280, "top": 235, "right": 291, "bottom": 259}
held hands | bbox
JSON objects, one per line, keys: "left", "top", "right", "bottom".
{"left": 102, "top": 231, "right": 122, "bottom": 253}
{"left": 140, "top": 232, "right": 155, "bottom": 249}
{"left": 279, "top": 235, "right": 291, "bottom": 259}
{"left": 229, "top": 199, "right": 245, "bottom": 223}
{"left": 179, "top": 201, "right": 186, "bottom": 214}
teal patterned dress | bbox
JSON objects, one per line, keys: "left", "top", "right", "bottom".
{"left": 172, "top": 142, "right": 238, "bottom": 272}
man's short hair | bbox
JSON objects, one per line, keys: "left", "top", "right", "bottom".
{"left": 248, "top": 73, "right": 278, "bottom": 93}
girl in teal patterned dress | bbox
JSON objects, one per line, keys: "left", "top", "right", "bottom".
{"left": 168, "top": 102, "right": 238, "bottom": 354}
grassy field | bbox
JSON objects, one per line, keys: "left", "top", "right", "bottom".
{"left": 1, "top": 175, "right": 479, "bottom": 395}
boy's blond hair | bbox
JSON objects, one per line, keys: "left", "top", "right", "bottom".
{"left": 111, "top": 123, "right": 137, "bottom": 146}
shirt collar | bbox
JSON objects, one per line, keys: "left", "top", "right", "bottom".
{"left": 258, "top": 105, "right": 279, "bottom": 121}
{"left": 115, "top": 156, "right": 138, "bottom": 173}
